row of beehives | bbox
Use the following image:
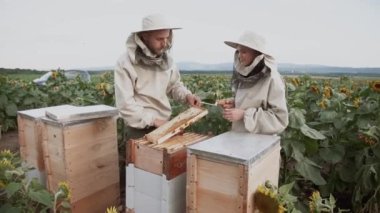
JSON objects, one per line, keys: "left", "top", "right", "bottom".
{"left": 17, "top": 104, "right": 281, "bottom": 213}
{"left": 17, "top": 105, "right": 120, "bottom": 213}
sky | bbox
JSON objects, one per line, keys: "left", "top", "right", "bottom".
{"left": 0, "top": 0, "right": 379, "bottom": 70}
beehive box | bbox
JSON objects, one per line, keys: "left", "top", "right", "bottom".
{"left": 186, "top": 131, "right": 281, "bottom": 213}
{"left": 17, "top": 105, "right": 71, "bottom": 185}
{"left": 41, "top": 106, "right": 120, "bottom": 213}
{"left": 126, "top": 132, "right": 209, "bottom": 213}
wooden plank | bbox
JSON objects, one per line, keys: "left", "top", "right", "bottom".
{"left": 134, "top": 142, "right": 163, "bottom": 175}
{"left": 71, "top": 183, "right": 120, "bottom": 213}
{"left": 63, "top": 136, "right": 118, "bottom": 166}
{"left": 68, "top": 164, "right": 119, "bottom": 202}
{"left": 41, "top": 124, "right": 52, "bottom": 191}
{"left": 163, "top": 148, "right": 187, "bottom": 180}
{"left": 63, "top": 117, "right": 116, "bottom": 150}
{"left": 186, "top": 154, "right": 197, "bottom": 212}
{"left": 42, "top": 124, "right": 67, "bottom": 192}
{"left": 129, "top": 133, "right": 208, "bottom": 179}
{"left": 65, "top": 151, "right": 119, "bottom": 180}
{"left": 20, "top": 118, "right": 45, "bottom": 170}
{"left": 17, "top": 116, "right": 27, "bottom": 160}
{"left": 145, "top": 107, "right": 208, "bottom": 144}
{"left": 153, "top": 133, "right": 209, "bottom": 153}
{"left": 126, "top": 139, "right": 136, "bottom": 164}
{"left": 197, "top": 188, "right": 238, "bottom": 213}
{"left": 196, "top": 158, "right": 240, "bottom": 213}
{"left": 237, "top": 165, "right": 247, "bottom": 213}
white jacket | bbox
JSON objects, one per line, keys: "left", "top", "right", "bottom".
{"left": 114, "top": 34, "right": 191, "bottom": 129}
{"left": 232, "top": 68, "right": 289, "bottom": 134}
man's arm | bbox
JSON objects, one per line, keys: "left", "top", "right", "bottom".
{"left": 167, "top": 66, "right": 200, "bottom": 106}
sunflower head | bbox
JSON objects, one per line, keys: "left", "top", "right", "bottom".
{"left": 0, "top": 159, "right": 15, "bottom": 170}
{"left": 309, "top": 191, "right": 322, "bottom": 212}
{"left": 58, "top": 181, "right": 72, "bottom": 200}
{"left": 370, "top": 80, "right": 380, "bottom": 93}
{"left": 291, "top": 78, "right": 300, "bottom": 87}
{"left": 339, "top": 87, "right": 351, "bottom": 96}
{"left": 353, "top": 97, "right": 361, "bottom": 108}
{"left": 318, "top": 99, "right": 328, "bottom": 109}
{"left": 106, "top": 206, "right": 118, "bottom": 213}
{"left": 310, "top": 85, "right": 320, "bottom": 94}
{"left": 0, "top": 149, "right": 14, "bottom": 159}
{"left": 51, "top": 71, "right": 59, "bottom": 79}
{"left": 254, "top": 184, "right": 285, "bottom": 213}
{"left": 323, "top": 86, "right": 333, "bottom": 99}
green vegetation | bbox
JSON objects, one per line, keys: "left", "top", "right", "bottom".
{"left": 0, "top": 149, "right": 71, "bottom": 212}
{"left": 1, "top": 69, "right": 380, "bottom": 212}
{"left": 0, "top": 68, "right": 47, "bottom": 81}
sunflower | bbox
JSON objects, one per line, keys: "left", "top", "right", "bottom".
{"left": 254, "top": 184, "right": 285, "bottom": 213}
{"left": 370, "top": 80, "right": 380, "bottom": 93}
{"left": 353, "top": 97, "right": 361, "bottom": 108}
{"left": 323, "top": 86, "right": 333, "bottom": 99}
{"left": 309, "top": 191, "right": 321, "bottom": 212}
{"left": 339, "top": 87, "right": 351, "bottom": 96}
{"left": 58, "top": 181, "right": 72, "bottom": 200}
{"left": 0, "top": 158, "right": 15, "bottom": 170}
{"left": 310, "top": 85, "right": 320, "bottom": 94}
{"left": 291, "top": 78, "right": 300, "bottom": 87}
{"left": 106, "top": 206, "right": 118, "bottom": 213}
{"left": 96, "top": 82, "right": 107, "bottom": 90}
{"left": 51, "top": 71, "right": 59, "bottom": 80}
{"left": 318, "top": 99, "right": 328, "bottom": 109}
{"left": 358, "top": 133, "right": 377, "bottom": 146}
{"left": 0, "top": 149, "right": 14, "bottom": 159}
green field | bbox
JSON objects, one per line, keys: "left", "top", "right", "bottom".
{"left": 1, "top": 69, "right": 380, "bottom": 211}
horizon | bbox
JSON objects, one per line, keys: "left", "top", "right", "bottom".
{"left": 2, "top": 61, "right": 380, "bottom": 72}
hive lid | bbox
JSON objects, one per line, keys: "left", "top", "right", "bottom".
{"left": 18, "top": 105, "right": 73, "bottom": 119}
{"left": 45, "top": 104, "right": 118, "bottom": 122}
{"left": 188, "top": 131, "right": 280, "bottom": 165}
{"left": 145, "top": 107, "right": 208, "bottom": 144}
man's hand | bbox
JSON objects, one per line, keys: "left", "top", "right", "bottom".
{"left": 186, "top": 94, "right": 201, "bottom": 107}
{"left": 153, "top": 119, "right": 167, "bottom": 127}
{"left": 223, "top": 108, "right": 244, "bottom": 122}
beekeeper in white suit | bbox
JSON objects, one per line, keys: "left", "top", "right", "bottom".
{"left": 114, "top": 14, "right": 201, "bottom": 139}
{"left": 219, "top": 31, "right": 289, "bottom": 134}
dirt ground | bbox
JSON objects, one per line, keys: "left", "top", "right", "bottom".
{"left": 0, "top": 130, "right": 19, "bottom": 153}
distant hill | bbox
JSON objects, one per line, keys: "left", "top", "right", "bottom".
{"left": 278, "top": 63, "right": 380, "bottom": 76}
{"left": 177, "top": 62, "right": 380, "bottom": 76}
{"left": 2, "top": 62, "right": 380, "bottom": 76}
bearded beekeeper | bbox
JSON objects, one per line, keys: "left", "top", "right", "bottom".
{"left": 114, "top": 14, "right": 201, "bottom": 139}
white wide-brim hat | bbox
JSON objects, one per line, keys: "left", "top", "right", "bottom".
{"left": 133, "top": 14, "right": 181, "bottom": 33}
{"left": 224, "top": 31, "right": 270, "bottom": 56}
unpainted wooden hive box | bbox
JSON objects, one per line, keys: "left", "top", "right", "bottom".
{"left": 17, "top": 105, "right": 72, "bottom": 186}
{"left": 127, "top": 132, "right": 209, "bottom": 179}
{"left": 186, "top": 131, "right": 281, "bottom": 213}
{"left": 41, "top": 107, "right": 120, "bottom": 213}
